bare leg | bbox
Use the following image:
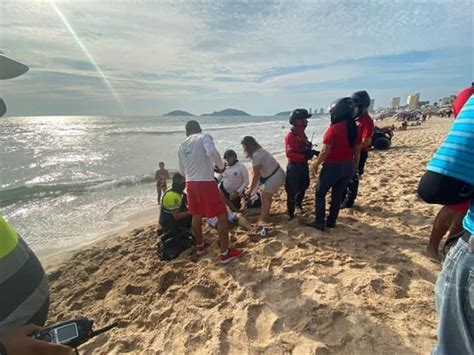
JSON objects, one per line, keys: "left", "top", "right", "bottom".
{"left": 192, "top": 215, "right": 203, "bottom": 245}
{"left": 157, "top": 186, "right": 162, "bottom": 204}
{"left": 216, "top": 213, "right": 229, "bottom": 252}
{"left": 427, "top": 206, "right": 455, "bottom": 260}
{"left": 448, "top": 211, "right": 466, "bottom": 237}
{"left": 261, "top": 191, "right": 273, "bottom": 221}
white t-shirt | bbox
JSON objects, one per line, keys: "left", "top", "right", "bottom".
{"left": 251, "top": 148, "right": 279, "bottom": 177}
{"left": 222, "top": 162, "right": 249, "bottom": 195}
{"left": 178, "top": 133, "right": 224, "bottom": 182}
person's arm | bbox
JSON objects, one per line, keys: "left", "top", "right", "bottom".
{"left": 361, "top": 122, "right": 374, "bottom": 148}
{"left": 248, "top": 164, "right": 262, "bottom": 195}
{"left": 202, "top": 134, "right": 225, "bottom": 170}
{"left": 171, "top": 210, "right": 190, "bottom": 221}
{"left": 237, "top": 165, "right": 250, "bottom": 195}
{"left": 311, "top": 144, "right": 330, "bottom": 177}
{"left": 178, "top": 151, "right": 185, "bottom": 177}
{"left": 354, "top": 144, "right": 362, "bottom": 174}
{"left": 0, "top": 325, "right": 72, "bottom": 355}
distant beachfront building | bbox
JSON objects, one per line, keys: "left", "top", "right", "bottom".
{"left": 407, "top": 93, "right": 420, "bottom": 110}
{"left": 319, "top": 108, "right": 324, "bottom": 114}
{"left": 368, "top": 99, "right": 375, "bottom": 112}
{"left": 439, "top": 95, "right": 456, "bottom": 106}
{"left": 390, "top": 97, "right": 401, "bottom": 109}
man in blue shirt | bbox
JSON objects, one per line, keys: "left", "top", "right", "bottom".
{"left": 419, "top": 94, "right": 474, "bottom": 354}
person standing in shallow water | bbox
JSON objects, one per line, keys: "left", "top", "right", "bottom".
{"left": 284, "top": 109, "right": 319, "bottom": 220}
{"left": 155, "top": 162, "right": 169, "bottom": 204}
{"left": 306, "top": 98, "right": 361, "bottom": 231}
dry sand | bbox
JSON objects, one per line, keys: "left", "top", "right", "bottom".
{"left": 46, "top": 117, "right": 453, "bottom": 354}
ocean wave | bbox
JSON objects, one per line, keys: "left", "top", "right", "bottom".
{"left": 0, "top": 174, "right": 158, "bottom": 207}
{"left": 107, "top": 120, "right": 284, "bottom": 136}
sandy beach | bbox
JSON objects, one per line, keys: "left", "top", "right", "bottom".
{"left": 45, "top": 117, "right": 452, "bottom": 354}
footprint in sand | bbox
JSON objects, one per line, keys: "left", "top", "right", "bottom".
{"left": 245, "top": 304, "right": 280, "bottom": 341}
{"left": 263, "top": 240, "right": 283, "bottom": 255}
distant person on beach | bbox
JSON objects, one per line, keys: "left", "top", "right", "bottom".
{"left": 285, "top": 109, "right": 319, "bottom": 220}
{"left": 159, "top": 173, "right": 192, "bottom": 234}
{"left": 219, "top": 149, "right": 249, "bottom": 211}
{"left": 241, "top": 136, "right": 286, "bottom": 222}
{"left": 155, "top": 162, "right": 169, "bottom": 204}
{"left": 306, "top": 98, "right": 361, "bottom": 231}
{"left": 341, "top": 91, "right": 374, "bottom": 209}
{"left": 418, "top": 94, "right": 474, "bottom": 355}
{"left": 178, "top": 120, "right": 242, "bottom": 264}
{"left": 0, "top": 215, "right": 72, "bottom": 355}
{"left": 425, "top": 84, "right": 474, "bottom": 260}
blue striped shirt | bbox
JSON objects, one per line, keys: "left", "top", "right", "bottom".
{"left": 427, "top": 95, "right": 474, "bottom": 233}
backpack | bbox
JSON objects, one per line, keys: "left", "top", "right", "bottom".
{"left": 157, "top": 229, "right": 195, "bottom": 261}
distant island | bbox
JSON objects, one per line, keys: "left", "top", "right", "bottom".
{"left": 275, "top": 111, "right": 291, "bottom": 116}
{"left": 201, "top": 108, "right": 251, "bottom": 117}
{"left": 164, "top": 110, "right": 194, "bottom": 116}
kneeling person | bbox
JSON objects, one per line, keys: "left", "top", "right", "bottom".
{"left": 159, "top": 173, "right": 192, "bottom": 233}
{"left": 219, "top": 150, "right": 249, "bottom": 211}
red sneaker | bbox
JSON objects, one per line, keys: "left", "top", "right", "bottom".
{"left": 196, "top": 241, "right": 211, "bottom": 256}
{"left": 219, "top": 248, "right": 243, "bottom": 264}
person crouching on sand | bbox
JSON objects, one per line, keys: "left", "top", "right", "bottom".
{"left": 306, "top": 98, "right": 362, "bottom": 231}
{"left": 155, "top": 162, "right": 169, "bottom": 204}
{"left": 241, "top": 136, "right": 285, "bottom": 222}
{"left": 178, "top": 120, "right": 242, "bottom": 264}
{"left": 218, "top": 149, "right": 249, "bottom": 211}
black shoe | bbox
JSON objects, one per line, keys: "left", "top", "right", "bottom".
{"left": 288, "top": 213, "right": 295, "bottom": 221}
{"left": 305, "top": 221, "right": 325, "bottom": 231}
{"left": 340, "top": 202, "right": 353, "bottom": 209}
{"left": 326, "top": 220, "right": 336, "bottom": 228}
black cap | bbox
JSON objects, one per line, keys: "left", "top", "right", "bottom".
{"left": 223, "top": 149, "right": 237, "bottom": 159}
{"left": 289, "top": 108, "right": 312, "bottom": 124}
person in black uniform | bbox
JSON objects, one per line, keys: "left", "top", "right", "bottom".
{"left": 284, "top": 109, "right": 319, "bottom": 220}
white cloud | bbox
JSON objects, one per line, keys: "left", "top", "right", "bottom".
{"left": 1, "top": 0, "right": 472, "bottom": 115}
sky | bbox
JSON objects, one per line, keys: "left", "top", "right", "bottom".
{"left": 1, "top": 0, "right": 473, "bottom": 116}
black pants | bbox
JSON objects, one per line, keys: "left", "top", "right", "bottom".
{"left": 219, "top": 184, "right": 242, "bottom": 210}
{"left": 342, "top": 150, "right": 368, "bottom": 207}
{"left": 418, "top": 171, "right": 474, "bottom": 205}
{"left": 285, "top": 162, "right": 310, "bottom": 217}
{"left": 315, "top": 160, "right": 354, "bottom": 227}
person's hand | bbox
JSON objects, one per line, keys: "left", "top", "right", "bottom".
{"left": 229, "top": 192, "right": 239, "bottom": 200}
{"left": 0, "top": 325, "right": 73, "bottom": 355}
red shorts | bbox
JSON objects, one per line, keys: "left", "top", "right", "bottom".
{"left": 186, "top": 181, "right": 227, "bottom": 218}
{"left": 447, "top": 201, "right": 469, "bottom": 212}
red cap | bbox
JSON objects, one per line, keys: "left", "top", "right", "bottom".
{"left": 453, "top": 84, "right": 474, "bottom": 118}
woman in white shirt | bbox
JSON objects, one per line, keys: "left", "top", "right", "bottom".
{"left": 241, "top": 136, "right": 285, "bottom": 221}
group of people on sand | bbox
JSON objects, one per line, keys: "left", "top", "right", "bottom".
{"left": 155, "top": 90, "right": 375, "bottom": 264}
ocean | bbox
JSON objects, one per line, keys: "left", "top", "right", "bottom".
{"left": 0, "top": 114, "right": 329, "bottom": 257}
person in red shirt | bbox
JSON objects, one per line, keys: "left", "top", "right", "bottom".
{"left": 426, "top": 83, "right": 474, "bottom": 260}
{"left": 341, "top": 90, "right": 374, "bottom": 208}
{"left": 306, "top": 98, "right": 362, "bottom": 231}
{"left": 284, "top": 109, "right": 319, "bottom": 220}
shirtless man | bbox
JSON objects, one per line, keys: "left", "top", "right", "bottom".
{"left": 155, "top": 162, "right": 169, "bottom": 204}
